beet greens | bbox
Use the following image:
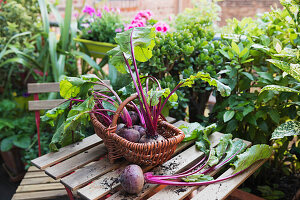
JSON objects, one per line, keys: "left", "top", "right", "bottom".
{"left": 108, "top": 27, "right": 231, "bottom": 138}
{"left": 144, "top": 132, "right": 273, "bottom": 186}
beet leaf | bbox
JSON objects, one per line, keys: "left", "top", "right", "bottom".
{"left": 231, "top": 144, "right": 273, "bottom": 174}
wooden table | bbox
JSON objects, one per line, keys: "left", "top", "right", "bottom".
{"left": 31, "top": 118, "right": 267, "bottom": 200}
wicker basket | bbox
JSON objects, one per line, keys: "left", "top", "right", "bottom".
{"left": 90, "top": 94, "right": 185, "bottom": 166}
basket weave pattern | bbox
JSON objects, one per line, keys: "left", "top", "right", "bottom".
{"left": 90, "top": 95, "right": 185, "bottom": 166}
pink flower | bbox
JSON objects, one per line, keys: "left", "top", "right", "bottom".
{"left": 124, "top": 24, "right": 135, "bottom": 31}
{"left": 115, "top": 28, "right": 122, "bottom": 33}
{"left": 110, "top": 8, "right": 115, "bottom": 12}
{"left": 154, "top": 21, "right": 169, "bottom": 33}
{"left": 103, "top": 5, "right": 110, "bottom": 12}
{"left": 83, "top": 5, "right": 95, "bottom": 16}
{"left": 96, "top": 9, "right": 102, "bottom": 18}
{"left": 169, "top": 15, "right": 173, "bottom": 21}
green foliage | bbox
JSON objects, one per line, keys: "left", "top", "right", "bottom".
{"left": 232, "top": 144, "right": 273, "bottom": 173}
{"left": 108, "top": 27, "right": 156, "bottom": 72}
{"left": 182, "top": 174, "right": 214, "bottom": 182}
{"left": 0, "top": 99, "right": 35, "bottom": 152}
{"left": 0, "top": 0, "right": 41, "bottom": 97}
{"left": 140, "top": 2, "right": 223, "bottom": 121}
{"left": 79, "top": 9, "right": 124, "bottom": 43}
{"left": 271, "top": 121, "right": 300, "bottom": 139}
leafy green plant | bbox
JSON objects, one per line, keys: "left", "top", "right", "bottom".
{"left": 140, "top": 0, "right": 223, "bottom": 121}
{"left": 0, "top": 99, "right": 34, "bottom": 152}
{"left": 78, "top": 5, "right": 124, "bottom": 44}
{"left": 0, "top": 0, "right": 41, "bottom": 97}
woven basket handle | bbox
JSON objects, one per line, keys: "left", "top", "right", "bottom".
{"left": 111, "top": 93, "right": 138, "bottom": 127}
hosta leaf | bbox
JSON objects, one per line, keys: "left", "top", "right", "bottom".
{"left": 271, "top": 121, "right": 300, "bottom": 140}
{"left": 260, "top": 85, "right": 300, "bottom": 94}
{"left": 267, "top": 59, "right": 300, "bottom": 82}
{"left": 182, "top": 174, "right": 214, "bottom": 182}
{"left": 231, "top": 144, "right": 272, "bottom": 174}
{"left": 180, "top": 71, "right": 231, "bottom": 97}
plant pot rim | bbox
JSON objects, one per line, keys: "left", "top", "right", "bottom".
{"left": 73, "top": 37, "right": 117, "bottom": 47}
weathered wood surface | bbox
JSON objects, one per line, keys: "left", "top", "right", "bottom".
{"left": 191, "top": 159, "right": 267, "bottom": 200}
{"left": 12, "top": 190, "right": 67, "bottom": 200}
{"left": 27, "top": 117, "right": 266, "bottom": 200}
{"left": 27, "top": 80, "right": 110, "bottom": 94}
{"left": 45, "top": 144, "right": 107, "bottom": 179}
{"left": 147, "top": 139, "right": 252, "bottom": 200}
{"left": 31, "top": 134, "right": 102, "bottom": 169}
{"left": 28, "top": 99, "right": 66, "bottom": 111}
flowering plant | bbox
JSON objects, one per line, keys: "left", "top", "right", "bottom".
{"left": 124, "top": 10, "right": 170, "bottom": 33}
{"left": 78, "top": 5, "right": 124, "bottom": 44}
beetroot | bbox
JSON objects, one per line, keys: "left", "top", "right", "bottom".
{"left": 139, "top": 134, "right": 165, "bottom": 143}
{"left": 117, "top": 128, "right": 140, "bottom": 143}
{"left": 120, "top": 164, "right": 144, "bottom": 194}
{"left": 133, "top": 125, "right": 146, "bottom": 137}
{"left": 129, "top": 111, "right": 140, "bottom": 125}
{"left": 116, "top": 123, "right": 125, "bottom": 132}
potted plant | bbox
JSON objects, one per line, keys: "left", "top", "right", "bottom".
{"left": 43, "top": 27, "right": 231, "bottom": 165}
{"left": 75, "top": 6, "right": 169, "bottom": 58}
{"left": 74, "top": 5, "right": 123, "bottom": 58}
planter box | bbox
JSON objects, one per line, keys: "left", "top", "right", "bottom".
{"left": 74, "top": 38, "right": 117, "bottom": 58}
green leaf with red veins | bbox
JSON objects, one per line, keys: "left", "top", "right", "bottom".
{"left": 215, "top": 134, "right": 232, "bottom": 158}
{"left": 60, "top": 75, "right": 99, "bottom": 99}
{"left": 108, "top": 27, "right": 156, "bottom": 70}
{"left": 231, "top": 144, "right": 273, "bottom": 174}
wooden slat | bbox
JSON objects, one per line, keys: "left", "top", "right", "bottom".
{"left": 12, "top": 190, "right": 67, "bottom": 200}
{"left": 28, "top": 82, "right": 60, "bottom": 94}
{"left": 23, "top": 171, "right": 47, "bottom": 178}
{"left": 28, "top": 99, "right": 66, "bottom": 111}
{"left": 16, "top": 183, "right": 65, "bottom": 193}
{"left": 166, "top": 116, "right": 176, "bottom": 124}
{"left": 106, "top": 132, "right": 224, "bottom": 200}
{"left": 79, "top": 131, "right": 222, "bottom": 200}
{"left": 192, "top": 159, "right": 268, "bottom": 200}
{"left": 20, "top": 176, "right": 59, "bottom": 185}
{"left": 45, "top": 144, "right": 107, "bottom": 179}
{"left": 63, "top": 119, "right": 179, "bottom": 192}
{"left": 147, "top": 139, "right": 252, "bottom": 200}
{"left": 77, "top": 120, "right": 188, "bottom": 200}
{"left": 27, "top": 80, "right": 110, "bottom": 94}
{"left": 61, "top": 159, "right": 121, "bottom": 191}
{"left": 32, "top": 134, "right": 102, "bottom": 169}
{"left": 27, "top": 166, "right": 42, "bottom": 172}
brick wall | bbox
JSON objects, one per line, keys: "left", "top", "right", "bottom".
{"left": 218, "top": 0, "right": 282, "bottom": 25}
{"left": 51, "top": 0, "right": 282, "bottom": 25}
